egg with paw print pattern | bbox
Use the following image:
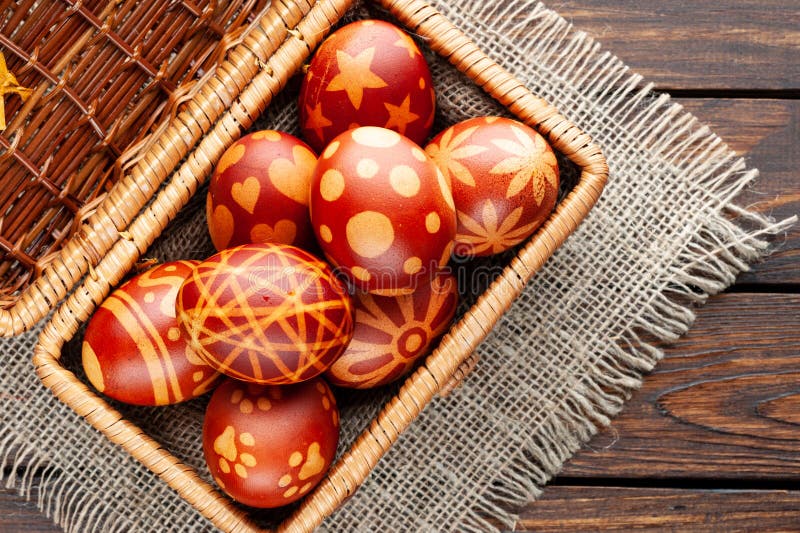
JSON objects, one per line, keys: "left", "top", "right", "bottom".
{"left": 203, "top": 377, "right": 339, "bottom": 508}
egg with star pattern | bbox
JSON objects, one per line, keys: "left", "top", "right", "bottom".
{"left": 298, "top": 19, "right": 435, "bottom": 153}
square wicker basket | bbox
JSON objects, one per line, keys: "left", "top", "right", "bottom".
{"left": 33, "top": 0, "right": 607, "bottom": 531}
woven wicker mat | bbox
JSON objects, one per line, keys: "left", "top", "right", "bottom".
{"left": 1, "top": 1, "right": 794, "bottom": 531}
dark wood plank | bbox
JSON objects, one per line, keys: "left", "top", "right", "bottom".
{"left": 551, "top": 0, "right": 800, "bottom": 90}
{"left": 517, "top": 486, "right": 800, "bottom": 531}
{"left": 0, "top": 486, "right": 61, "bottom": 533}
{"left": 560, "top": 292, "right": 800, "bottom": 479}
{"left": 675, "top": 99, "right": 799, "bottom": 286}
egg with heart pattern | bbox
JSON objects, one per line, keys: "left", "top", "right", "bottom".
{"left": 206, "top": 130, "right": 318, "bottom": 252}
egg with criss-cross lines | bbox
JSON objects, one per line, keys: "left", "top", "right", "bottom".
{"left": 206, "top": 130, "right": 318, "bottom": 251}
{"left": 309, "top": 126, "right": 457, "bottom": 296}
{"left": 298, "top": 19, "right": 435, "bottom": 153}
{"left": 175, "top": 243, "right": 354, "bottom": 385}
{"left": 203, "top": 377, "right": 339, "bottom": 508}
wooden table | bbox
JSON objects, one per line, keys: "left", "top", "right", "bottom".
{"left": 3, "top": 1, "right": 798, "bottom": 530}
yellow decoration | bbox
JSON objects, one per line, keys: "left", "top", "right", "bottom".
{"left": 0, "top": 51, "right": 32, "bottom": 131}
{"left": 326, "top": 48, "right": 387, "bottom": 109}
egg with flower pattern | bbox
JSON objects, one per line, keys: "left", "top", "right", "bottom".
{"left": 206, "top": 130, "right": 317, "bottom": 251}
{"left": 203, "top": 377, "right": 339, "bottom": 508}
{"left": 310, "top": 126, "right": 456, "bottom": 295}
{"left": 326, "top": 272, "right": 457, "bottom": 389}
{"left": 176, "top": 243, "right": 354, "bottom": 385}
{"left": 298, "top": 19, "right": 435, "bottom": 153}
{"left": 425, "top": 116, "right": 559, "bottom": 257}
{"left": 82, "top": 261, "right": 221, "bottom": 406}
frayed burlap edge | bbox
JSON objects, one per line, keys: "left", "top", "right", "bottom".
{"left": 434, "top": 2, "right": 796, "bottom": 530}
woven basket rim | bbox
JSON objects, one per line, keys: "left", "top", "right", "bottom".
{"left": 32, "top": 0, "right": 608, "bottom": 531}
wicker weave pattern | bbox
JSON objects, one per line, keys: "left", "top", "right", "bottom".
{"left": 32, "top": 0, "right": 606, "bottom": 531}
{"left": 0, "top": 0, "right": 267, "bottom": 322}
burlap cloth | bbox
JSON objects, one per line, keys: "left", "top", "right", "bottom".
{"left": 1, "top": 1, "right": 795, "bottom": 531}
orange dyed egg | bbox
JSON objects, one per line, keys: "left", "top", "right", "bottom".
{"left": 82, "top": 261, "right": 221, "bottom": 406}
{"left": 176, "top": 243, "right": 354, "bottom": 385}
{"left": 206, "top": 130, "right": 318, "bottom": 251}
{"left": 309, "top": 127, "right": 457, "bottom": 296}
{"left": 299, "top": 19, "right": 435, "bottom": 153}
{"left": 325, "top": 272, "right": 458, "bottom": 389}
{"left": 203, "top": 377, "right": 339, "bottom": 508}
{"left": 425, "top": 116, "right": 559, "bottom": 257}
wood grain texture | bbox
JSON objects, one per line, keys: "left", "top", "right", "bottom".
{"left": 676, "top": 99, "right": 799, "bottom": 286}
{"left": 0, "top": 486, "right": 61, "bottom": 533}
{"left": 560, "top": 293, "right": 800, "bottom": 479}
{"left": 517, "top": 486, "right": 800, "bottom": 531}
{"left": 550, "top": 0, "right": 800, "bottom": 90}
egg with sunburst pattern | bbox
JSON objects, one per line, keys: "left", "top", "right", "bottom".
{"left": 325, "top": 272, "right": 458, "bottom": 389}
{"left": 176, "top": 243, "right": 355, "bottom": 385}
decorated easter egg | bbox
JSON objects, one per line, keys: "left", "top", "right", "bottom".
{"left": 176, "top": 243, "right": 354, "bottom": 385}
{"left": 206, "top": 130, "right": 318, "bottom": 251}
{"left": 82, "top": 261, "right": 221, "bottom": 406}
{"left": 203, "top": 377, "right": 339, "bottom": 508}
{"left": 309, "top": 126, "right": 456, "bottom": 295}
{"left": 298, "top": 19, "right": 435, "bottom": 153}
{"left": 425, "top": 116, "right": 559, "bottom": 257}
{"left": 326, "top": 272, "right": 458, "bottom": 389}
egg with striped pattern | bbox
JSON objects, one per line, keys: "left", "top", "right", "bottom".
{"left": 82, "top": 260, "right": 221, "bottom": 406}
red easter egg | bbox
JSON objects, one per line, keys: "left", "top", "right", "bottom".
{"left": 206, "top": 130, "right": 318, "bottom": 251}
{"left": 203, "top": 377, "right": 339, "bottom": 508}
{"left": 82, "top": 261, "right": 221, "bottom": 406}
{"left": 425, "top": 116, "right": 559, "bottom": 257}
{"left": 309, "top": 126, "right": 456, "bottom": 295}
{"left": 325, "top": 272, "right": 457, "bottom": 389}
{"left": 299, "top": 19, "right": 435, "bottom": 153}
{"left": 176, "top": 243, "right": 354, "bottom": 385}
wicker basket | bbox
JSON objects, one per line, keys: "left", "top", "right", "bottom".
{"left": 0, "top": 0, "right": 329, "bottom": 335}
{"left": 33, "top": 0, "right": 608, "bottom": 531}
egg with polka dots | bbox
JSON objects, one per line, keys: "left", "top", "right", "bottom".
{"left": 82, "top": 261, "right": 221, "bottom": 406}
{"left": 206, "top": 130, "right": 318, "bottom": 252}
{"left": 298, "top": 19, "right": 435, "bottom": 153}
{"left": 203, "top": 377, "right": 339, "bottom": 508}
{"left": 310, "top": 126, "right": 457, "bottom": 295}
